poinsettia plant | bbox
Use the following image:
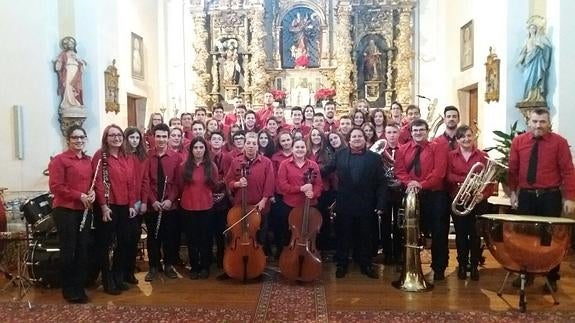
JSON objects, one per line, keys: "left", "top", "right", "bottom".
{"left": 314, "top": 88, "right": 336, "bottom": 100}
{"left": 271, "top": 89, "right": 287, "bottom": 101}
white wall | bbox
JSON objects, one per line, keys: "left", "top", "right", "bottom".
{"left": 0, "top": 0, "right": 164, "bottom": 191}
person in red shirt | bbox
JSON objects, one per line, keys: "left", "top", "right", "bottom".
{"left": 168, "top": 127, "right": 188, "bottom": 161}
{"left": 264, "top": 117, "right": 280, "bottom": 140}
{"left": 142, "top": 123, "right": 182, "bottom": 282}
{"left": 123, "top": 127, "right": 149, "bottom": 285}
{"left": 398, "top": 105, "right": 421, "bottom": 145}
{"left": 168, "top": 117, "right": 182, "bottom": 129}
{"left": 223, "top": 95, "right": 243, "bottom": 126}
{"left": 209, "top": 131, "right": 233, "bottom": 269}
{"left": 93, "top": 124, "right": 136, "bottom": 295}
{"left": 394, "top": 118, "right": 449, "bottom": 281}
{"left": 258, "top": 129, "right": 276, "bottom": 158}
{"left": 338, "top": 116, "right": 352, "bottom": 137}
{"left": 256, "top": 92, "right": 275, "bottom": 129}
{"left": 508, "top": 108, "right": 575, "bottom": 292}
{"left": 352, "top": 109, "right": 367, "bottom": 128}
{"left": 288, "top": 106, "right": 311, "bottom": 138}
{"left": 389, "top": 101, "right": 404, "bottom": 126}
{"left": 194, "top": 107, "right": 207, "bottom": 124}
{"left": 273, "top": 105, "right": 286, "bottom": 129}
{"left": 312, "top": 112, "right": 325, "bottom": 131}
{"left": 144, "top": 113, "right": 163, "bottom": 150}
{"left": 433, "top": 106, "right": 460, "bottom": 150}
{"left": 244, "top": 110, "right": 258, "bottom": 133}
{"left": 181, "top": 112, "right": 194, "bottom": 140}
{"left": 49, "top": 125, "right": 94, "bottom": 303}
{"left": 179, "top": 136, "right": 221, "bottom": 279}
{"left": 303, "top": 105, "right": 315, "bottom": 129}
{"left": 323, "top": 101, "right": 339, "bottom": 133}
{"left": 269, "top": 131, "right": 293, "bottom": 256}
{"left": 371, "top": 108, "right": 387, "bottom": 140}
{"left": 447, "top": 125, "right": 493, "bottom": 281}
{"left": 277, "top": 139, "right": 323, "bottom": 252}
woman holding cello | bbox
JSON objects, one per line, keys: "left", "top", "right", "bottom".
{"left": 277, "top": 139, "right": 323, "bottom": 282}
{"left": 222, "top": 132, "right": 275, "bottom": 281}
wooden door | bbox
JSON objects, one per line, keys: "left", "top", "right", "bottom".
{"left": 469, "top": 88, "right": 478, "bottom": 129}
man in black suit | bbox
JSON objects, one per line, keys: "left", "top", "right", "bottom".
{"left": 323, "top": 128, "right": 388, "bottom": 279}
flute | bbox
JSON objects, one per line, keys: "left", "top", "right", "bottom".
{"left": 154, "top": 176, "right": 168, "bottom": 239}
{"left": 80, "top": 158, "right": 101, "bottom": 232}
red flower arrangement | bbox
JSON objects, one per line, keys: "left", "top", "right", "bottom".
{"left": 315, "top": 88, "right": 336, "bottom": 100}
{"left": 271, "top": 89, "right": 287, "bottom": 101}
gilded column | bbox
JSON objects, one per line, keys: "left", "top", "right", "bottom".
{"left": 248, "top": 4, "right": 268, "bottom": 108}
{"left": 394, "top": 6, "right": 414, "bottom": 105}
{"left": 211, "top": 54, "right": 219, "bottom": 93}
{"left": 334, "top": 3, "right": 354, "bottom": 114}
{"left": 191, "top": 13, "right": 211, "bottom": 106}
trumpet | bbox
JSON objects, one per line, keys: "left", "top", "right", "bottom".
{"left": 451, "top": 157, "right": 508, "bottom": 216}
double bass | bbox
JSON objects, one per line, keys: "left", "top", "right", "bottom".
{"left": 223, "top": 162, "right": 266, "bottom": 282}
{"left": 279, "top": 168, "right": 322, "bottom": 282}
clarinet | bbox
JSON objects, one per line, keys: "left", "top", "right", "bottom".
{"left": 154, "top": 176, "right": 168, "bottom": 239}
{"left": 79, "top": 158, "right": 101, "bottom": 232}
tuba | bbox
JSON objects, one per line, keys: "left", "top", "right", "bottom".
{"left": 392, "top": 186, "right": 433, "bottom": 292}
{"left": 451, "top": 157, "right": 508, "bottom": 216}
{"left": 370, "top": 139, "right": 395, "bottom": 178}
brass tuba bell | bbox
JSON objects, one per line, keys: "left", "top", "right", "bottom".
{"left": 392, "top": 186, "right": 433, "bottom": 292}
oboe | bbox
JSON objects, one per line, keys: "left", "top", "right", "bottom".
{"left": 154, "top": 176, "right": 168, "bottom": 239}
{"left": 80, "top": 158, "right": 101, "bottom": 232}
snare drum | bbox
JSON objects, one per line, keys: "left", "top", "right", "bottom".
{"left": 27, "top": 239, "right": 61, "bottom": 288}
{"left": 21, "top": 193, "right": 53, "bottom": 225}
{"left": 479, "top": 214, "right": 575, "bottom": 274}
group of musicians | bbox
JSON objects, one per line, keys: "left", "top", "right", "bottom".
{"left": 48, "top": 92, "right": 575, "bottom": 304}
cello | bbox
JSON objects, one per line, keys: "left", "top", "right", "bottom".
{"left": 223, "top": 162, "right": 266, "bottom": 282}
{"left": 279, "top": 168, "right": 322, "bottom": 282}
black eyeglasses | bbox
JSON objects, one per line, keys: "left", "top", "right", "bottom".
{"left": 70, "top": 135, "right": 86, "bottom": 140}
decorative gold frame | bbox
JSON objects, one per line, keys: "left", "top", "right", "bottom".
{"left": 460, "top": 20, "right": 474, "bottom": 71}
{"left": 485, "top": 47, "right": 500, "bottom": 103}
{"left": 131, "top": 32, "right": 144, "bottom": 80}
{"left": 105, "top": 59, "right": 120, "bottom": 114}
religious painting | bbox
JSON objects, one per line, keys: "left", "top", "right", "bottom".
{"left": 460, "top": 20, "right": 474, "bottom": 71}
{"left": 485, "top": 47, "right": 500, "bottom": 103}
{"left": 131, "top": 33, "right": 144, "bottom": 79}
{"left": 280, "top": 7, "right": 321, "bottom": 69}
{"left": 356, "top": 35, "right": 387, "bottom": 102}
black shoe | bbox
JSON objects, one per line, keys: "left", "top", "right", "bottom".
{"left": 102, "top": 274, "right": 122, "bottom": 295}
{"left": 543, "top": 280, "right": 558, "bottom": 293}
{"left": 145, "top": 267, "right": 159, "bottom": 282}
{"left": 216, "top": 272, "right": 230, "bottom": 281}
{"left": 470, "top": 267, "right": 480, "bottom": 281}
{"left": 512, "top": 275, "right": 534, "bottom": 288}
{"left": 199, "top": 269, "right": 209, "bottom": 279}
{"left": 457, "top": 266, "right": 467, "bottom": 280}
{"left": 164, "top": 265, "right": 178, "bottom": 279}
{"left": 125, "top": 274, "right": 139, "bottom": 285}
{"left": 434, "top": 271, "right": 445, "bottom": 281}
{"left": 361, "top": 266, "right": 379, "bottom": 279}
{"left": 189, "top": 271, "right": 199, "bottom": 280}
{"left": 335, "top": 266, "right": 347, "bottom": 279}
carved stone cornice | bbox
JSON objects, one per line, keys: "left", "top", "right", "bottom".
{"left": 393, "top": 6, "right": 414, "bottom": 105}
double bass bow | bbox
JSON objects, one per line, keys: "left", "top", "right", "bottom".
{"left": 223, "top": 161, "right": 266, "bottom": 282}
{"left": 279, "top": 167, "right": 322, "bottom": 282}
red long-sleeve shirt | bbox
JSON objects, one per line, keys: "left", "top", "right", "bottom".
{"left": 323, "top": 119, "right": 339, "bottom": 133}
{"left": 211, "top": 150, "right": 233, "bottom": 179}
{"left": 433, "top": 132, "right": 458, "bottom": 151}
{"left": 144, "top": 149, "right": 182, "bottom": 206}
{"left": 93, "top": 149, "right": 136, "bottom": 207}
{"left": 179, "top": 161, "right": 219, "bottom": 211}
{"left": 394, "top": 140, "right": 447, "bottom": 191}
{"left": 129, "top": 154, "right": 149, "bottom": 204}
{"left": 223, "top": 113, "right": 237, "bottom": 127}
{"left": 225, "top": 154, "right": 275, "bottom": 206}
{"left": 508, "top": 131, "right": 575, "bottom": 200}
{"left": 49, "top": 149, "right": 92, "bottom": 210}
{"left": 277, "top": 158, "right": 323, "bottom": 208}
{"left": 447, "top": 148, "right": 495, "bottom": 198}
{"left": 288, "top": 124, "right": 311, "bottom": 137}
{"left": 256, "top": 106, "right": 274, "bottom": 129}
{"left": 398, "top": 124, "right": 412, "bottom": 145}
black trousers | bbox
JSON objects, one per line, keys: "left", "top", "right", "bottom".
{"left": 334, "top": 212, "right": 373, "bottom": 269}
{"left": 452, "top": 201, "right": 489, "bottom": 267}
{"left": 94, "top": 204, "right": 132, "bottom": 282}
{"left": 182, "top": 209, "right": 213, "bottom": 272}
{"left": 270, "top": 194, "right": 291, "bottom": 255}
{"left": 518, "top": 189, "right": 562, "bottom": 281}
{"left": 211, "top": 200, "right": 230, "bottom": 267}
{"left": 124, "top": 214, "right": 142, "bottom": 278}
{"left": 144, "top": 210, "right": 179, "bottom": 268}
{"left": 52, "top": 207, "right": 92, "bottom": 298}
{"left": 317, "top": 190, "right": 336, "bottom": 251}
{"left": 381, "top": 188, "right": 404, "bottom": 261}
{"left": 420, "top": 190, "right": 450, "bottom": 273}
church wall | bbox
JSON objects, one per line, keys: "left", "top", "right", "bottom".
{"left": 0, "top": 0, "right": 164, "bottom": 191}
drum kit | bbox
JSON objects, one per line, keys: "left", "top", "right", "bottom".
{"left": 0, "top": 192, "right": 61, "bottom": 301}
{"left": 479, "top": 213, "right": 575, "bottom": 312}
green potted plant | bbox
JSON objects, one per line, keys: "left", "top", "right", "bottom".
{"left": 484, "top": 121, "right": 524, "bottom": 193}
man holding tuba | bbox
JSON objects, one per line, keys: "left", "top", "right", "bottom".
{"left": 395, "top": 119, "right": 449, "bottom": 281}
{"left": 508, "top": 108, "right": 575, "bottom": 292}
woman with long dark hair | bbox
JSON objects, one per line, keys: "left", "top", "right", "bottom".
{"left": 93, "top": 124, "right": 136, "bottom": 295}
{"left": 179, "top": 137, "right": 220, "bottom": 279}
{"left": 49, "top": 125, "right": 93, "bottom": 303}
{"left": 258, "top": 129, "right": 276, "bottom": 158}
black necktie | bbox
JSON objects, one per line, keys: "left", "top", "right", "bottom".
{"left": 408, "top": 145, "right": 422, "bottom": 177}
{"left": 446, "top": 135, "right": 456, "bottom": 150}
{"left": 157, "top": 156, "right": 166, "bottom": 198}
{"left": 526, "top": 137, "right": 541, "bottom": 185}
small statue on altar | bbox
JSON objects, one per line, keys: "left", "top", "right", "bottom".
{"left": 54, "top": 36, "right": 87, "bottom": 109}
{"left": 218, "top": 39, "right": 241, "bottom": 86}
{"left": 363, "top": 40, "right": 382, "bottom": 81}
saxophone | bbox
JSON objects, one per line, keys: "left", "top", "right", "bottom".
{"left": 392, "top": 187, "right": 433, "bottom": 292}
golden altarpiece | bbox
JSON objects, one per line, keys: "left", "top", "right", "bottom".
{"left": 188, "top": 0, "right": 416, "bottom": 113}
